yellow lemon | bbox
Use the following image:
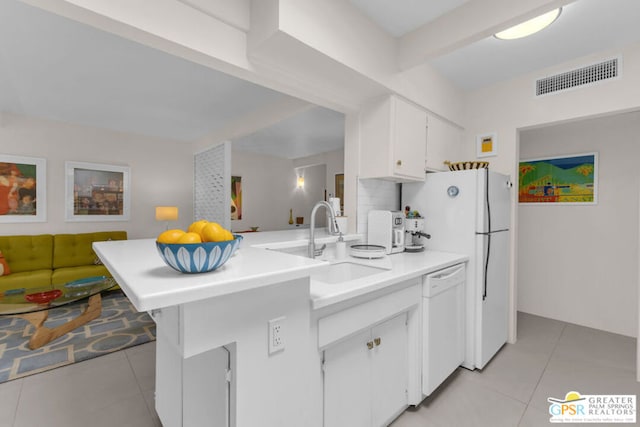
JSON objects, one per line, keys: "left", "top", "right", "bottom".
{"left": 157, "top": 229, "right": 186, "bottom": 243}
{"left": 176, "top": 232, "right": 202, "bottom": 244}
{"left": 200, "top": 222, "right": 226, "bottom": 242}
{"left": 224, "top": 230, "right": 234, "bottom": 241}
{"left": 188, "top": 219, "right": 209, "bottom": 235}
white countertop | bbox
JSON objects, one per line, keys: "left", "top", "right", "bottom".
{"left": 94, "top": 229, "right": 467, "bottom": 312}
{"left": 93, "top": 237, "right": 326, "bottom": 312}
{"left": 309, "top": 250, "right": 467, "bottom": 310}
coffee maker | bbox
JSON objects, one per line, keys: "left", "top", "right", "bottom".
{"left": 404, "top": 207, "right": 431, "bottom": 252}
{"left": 367, "top": 210, "right": 405, "bottom": 254}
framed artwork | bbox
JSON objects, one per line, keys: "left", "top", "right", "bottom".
{"left": 335, "top": 173, "right": 344, "bottom": 211}
{"left": 65, "top": 161, "right": 131, "bottom": 221}
{"left": 519, "top": 152, "right": 598, "bottom": 205}
{"left": 231, "top": 176, "right": 242, "bottom": 220}
{"left": 476, "top": 132, "right": 497, "bottom": 158}
{"left": 0, "top": 154, "right": 46, "bottom": 223}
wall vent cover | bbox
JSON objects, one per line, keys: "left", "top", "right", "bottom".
{"left": 536, "top": 57, "right": 619, "bottom": 96}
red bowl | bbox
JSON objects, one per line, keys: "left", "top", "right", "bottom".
{"left": 25, "top": 289, "right": 63, "bottom": 304}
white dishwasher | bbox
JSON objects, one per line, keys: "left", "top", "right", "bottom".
{"left": 422, "top": 263, "right": 465, "bottom": 397}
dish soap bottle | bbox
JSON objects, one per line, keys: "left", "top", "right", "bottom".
{"left": 336, "top": 233, "right": 346, "bottom": 259}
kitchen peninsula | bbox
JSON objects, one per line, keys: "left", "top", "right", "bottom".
{"left": 94, "top": 229, "right": 467, "bottom": 427}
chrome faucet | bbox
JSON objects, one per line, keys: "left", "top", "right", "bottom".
{"left": 308, "top": 201, "right": 341, "bottom": 258}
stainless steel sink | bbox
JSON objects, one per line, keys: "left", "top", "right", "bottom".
{"left": 311, "top": 261, "right": 387, "bottom": 284}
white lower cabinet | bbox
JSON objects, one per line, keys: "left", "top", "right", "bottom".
{"left": 153, "top": 307, "right": 231, "bottom": 427}
{"left": 323, "top": 312, "right": 409, "bottom": 427}
{"left": 371, "top": 313, "right": 410, "bottom": 424}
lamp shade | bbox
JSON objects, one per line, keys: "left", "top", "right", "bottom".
{"left": 155, "top": 206, "right": 178, "bottom": 221}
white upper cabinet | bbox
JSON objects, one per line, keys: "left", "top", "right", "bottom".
{"left": 360, "top": 95, "right": 427, "bottom": 182}
{"left": 425, "top": 113, "right": 464, "bottom": 172}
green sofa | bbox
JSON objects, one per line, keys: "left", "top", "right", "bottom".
{"left": 0, "top": 231, "right": 126, "bottom": 292}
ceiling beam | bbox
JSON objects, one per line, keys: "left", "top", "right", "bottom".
{"left": 21, "top": 0, "right": 251, "bottom": 70}
{"left": 398, "top": 0, "right": 576, "bottom": 71}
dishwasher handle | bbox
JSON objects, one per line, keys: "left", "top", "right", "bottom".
{"left": 428, "top": 265, "right": 464, "bottom": 281}
{"left": 423, "top": 264, "right": 465, "bottom": 297}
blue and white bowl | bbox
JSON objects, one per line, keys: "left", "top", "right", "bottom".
{"left": 156, "top": 235, "right": 243, "bottom": 274}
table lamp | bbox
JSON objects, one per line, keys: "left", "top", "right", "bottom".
{"left": 156, "top": 206, "right": 178, "bottom": 230}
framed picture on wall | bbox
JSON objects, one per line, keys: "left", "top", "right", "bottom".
{"left": 231, "top": 176, "right": 242, "bottom": 220}
{"left": 65, "top": 161, "right": 131, "bottom": 221}
{"left": 518, "top": 152, "right": 598, "bottom": 205}
{"left": 476, "top": 132, "right": 497, "bottom": 158}
{"left": 335, "top": 173, "right": 344, "bottom": 211}
{"left": 0, "top": 154, "right": 46, "bottom": 223}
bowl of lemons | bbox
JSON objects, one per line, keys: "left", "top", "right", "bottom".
{"left": 156, "top": 220, "right": 242, "bottom": 273}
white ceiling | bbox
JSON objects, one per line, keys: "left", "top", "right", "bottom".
{"left": 352, "top": 0, "right": 640, "bottom": 90}
{"left": 348, "top": 0, "right": 471, "bottom": 37}
{"left": 0, "top": 0, "right": 345, "bottom": 158}
{"left": 232, "top": 107, "right": 345, "bottom": 160}
{"left": 0, "top": 0, "right": 288, "bottom": 143}
{"left": 2, "top": 0, "right": 640, "bottom": 157}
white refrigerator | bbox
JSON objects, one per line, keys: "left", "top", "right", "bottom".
{"left": 402, "top": 169, "right": 511, "bottom": 370}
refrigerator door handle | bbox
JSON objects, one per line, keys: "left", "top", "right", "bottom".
{"left": 483, "top": 233, "right": 491, "bottom": 301}
{"left": 476, "top": 228, "right": 509, "bottom": 235}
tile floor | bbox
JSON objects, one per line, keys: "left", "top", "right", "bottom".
{"left": 0, "top": 341, "right": 161, "bottom": 427}
{"left": 392, "top": 312, "right": 640, "bottom": 427}
{"left": 0, "top": 312, "right": 637, "bottom": 427}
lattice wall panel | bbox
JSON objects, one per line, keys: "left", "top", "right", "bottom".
{"left": 194, "top": 143, "right": 231, "bottom": 229}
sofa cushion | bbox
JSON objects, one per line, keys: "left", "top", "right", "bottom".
{"left": 51, "top": 265, "right": 112, "bottom": 286}
{"left": 0, "top": 235, "right": 53, "bottom": 273}
{"left": 0, "top": 250, "right": 10, "bottom": 276}
{"left": 0, "top": 269, "right": 52, "bottom": 291}
{"left": 53, "top": 231, "right": 127, "bottom": 269}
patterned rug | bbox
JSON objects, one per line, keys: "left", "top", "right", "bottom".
{"left": 0, "top": 290, "right": 156, "bottom": 383}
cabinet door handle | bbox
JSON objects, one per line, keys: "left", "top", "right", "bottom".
{"left": 396, "top": 160, "right": 402, "bottom": 166}
{"left": 366, "top": 341, "right": 374, "bottom": 350}
{"left": 374, "top": 337, "right": 381, "bottom": 346}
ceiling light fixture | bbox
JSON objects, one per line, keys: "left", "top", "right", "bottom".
{"left": 494, "top": 8, "right": 562, "bottom": 40}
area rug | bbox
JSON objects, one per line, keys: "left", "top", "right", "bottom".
{"left": 0, "top": 290, "right": 156, "bottom": 383}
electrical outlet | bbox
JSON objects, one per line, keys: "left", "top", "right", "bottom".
{"left": 268, "top": 316, "right": 286, "bottom": 354}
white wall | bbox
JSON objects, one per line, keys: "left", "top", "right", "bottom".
{"left": 230, "top": 150, "right": 294, "bottom": 232}
{"left": 293, "top": 149, "right": 344, "bottom": 202}
{"left": 518, "top": 112, "right": 640, "bottom": 337}
{"left": 291, "top": 163, "right": 326, "bottom": 227}
{"left": 0, "top": 113, "right": 193, "bottom": 239}
{"left": 356, "top": 179, "right": 400, "bottom": 234}
{"left": 464, "top": 42, "right": 640, "bottom": 340}
{"left": 465, "top": 44, "right": 640, "bottom": 174}
{"left": 230, "top": 150, "right": 330, "bottom": 232}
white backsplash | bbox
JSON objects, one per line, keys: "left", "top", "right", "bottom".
{"left": 356, "top": 178, "right": 401, "bottom": 234}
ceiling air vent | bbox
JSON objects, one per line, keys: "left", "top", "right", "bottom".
{"left": 536, "top": 57, "right": 619, "bottom": 96}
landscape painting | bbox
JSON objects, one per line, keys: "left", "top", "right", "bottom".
{"left": 519, "top": 153, "right": 597, "bottom": 204}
